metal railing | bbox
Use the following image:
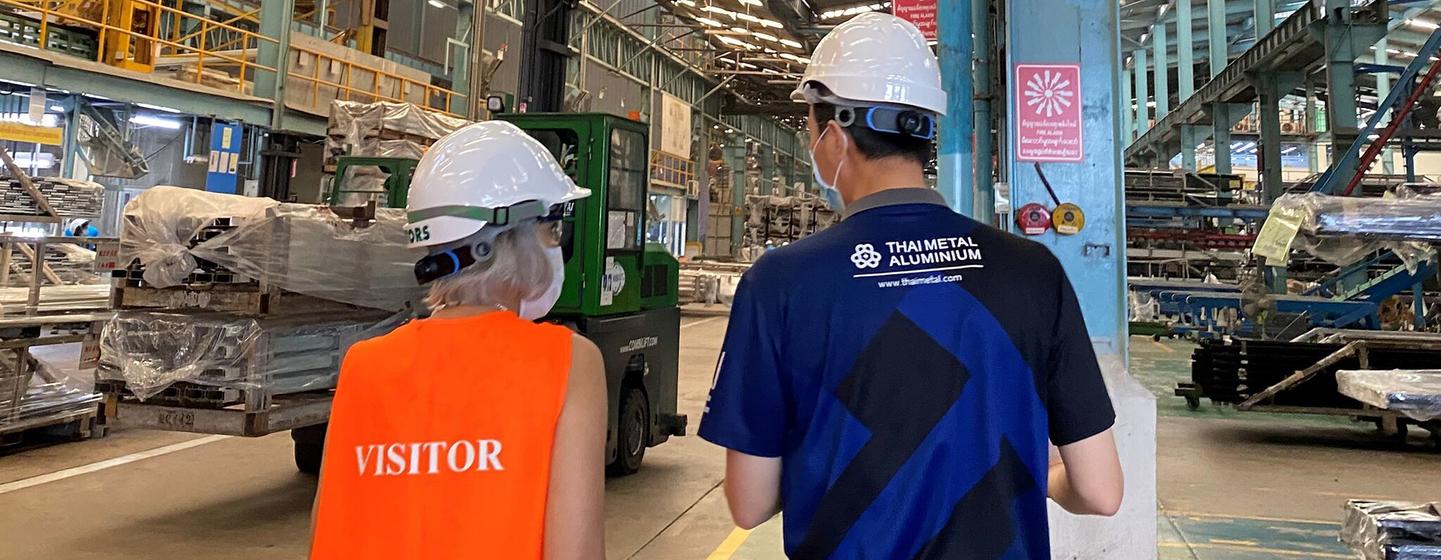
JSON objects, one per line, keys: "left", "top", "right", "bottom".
{"left": 0, "top": 0, "right": 461, "bottom": 115}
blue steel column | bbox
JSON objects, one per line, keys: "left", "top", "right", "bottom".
{"left": 1212, "top": 102, "right": 1233, "bottom": 174}
{"left": 1376, "top": 37, "right": 1395, "bottom": 174}
{"left": 1306, "top": 77, "right": 1320, "bottom": 173}
{"left": 1135, "top": 48, "right": 1149, "bottom": 137}
{"left": 1255, "top": 0, "right": 1275, "bottom": 36}
{"left": 257, "top": 0, "right": 297, "bottom": 130}
{"left": 1005, "top": 14, "right": 1158, "bottom": 547}
{"left": 1005, "top": 0, "right": 1129, "bottom": 356}
{"left": 973, "top": 0, "right": 995, "bottom": 223}
{"left": 1121, "top": 63, "right": 1134, "bottom": 143}
{"left": 1177, "top": 0, "right": 1195, "bottom": 98}
{"left": 937, "top": 0, "right": 975, "bottom": 216}
{"left": 1323, "top": 0, "right": 1361, "bottom": 186}
{"left": 60, "top": 96, "right": 81, "bottom": 178}
{"left": 1180, "top": 125, "right": 1199, "bottom": 171}
{"left": 1258, "top": 74, "right": 1284, "bottom": 201}
{"left": 1208, "top": 0, "right": 1226, "bottom": 77}
{"left": 1153, "top": 23, "right": 1169, "bottom": 118}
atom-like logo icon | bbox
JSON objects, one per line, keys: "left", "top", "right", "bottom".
{"left": 851, "top": 244, "right": 882, "bottom": 269}
{"left": 1023, "top": 69, "right": 1075, "bottom": 118}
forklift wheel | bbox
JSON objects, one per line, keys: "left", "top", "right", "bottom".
{"left": 295, "top": 441, "right": 324, "bottom": 475}
{"left": 1184, "top": 396, "right": 1201, "bottom": 411}
{"left": 292, "top": 423, "right": 327, "bottom": 475}
{"left": 608, "top": 386, "right": 649, "bottom": 477}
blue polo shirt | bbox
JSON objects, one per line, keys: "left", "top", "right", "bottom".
{"left": 699, "top": 188, "right": 1114, "bottom": 559}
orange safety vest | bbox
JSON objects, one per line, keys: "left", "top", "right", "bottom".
{"left": 310, "top": 311, "right": 573, "bottom": 560}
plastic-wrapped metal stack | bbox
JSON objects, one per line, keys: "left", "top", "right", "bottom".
{"left": 102, "top": 186, "right": 422, "bottom": 405}
{"left": 118, "top": 186, "right": 426, "bottom": 312}
{"left": 0, "top": 344, "right": 102, "bottom": 435}
{"left": 98, "top": 310, "right": 402, "bottom": 404}
{"left": 1342, "top": 500, "right": 1441, "bottom": 560}
{"left": 743, "top": 194, "right": 836, "bottom": 251}
{"left": 1336, "top": 370, "right": 1441, "bottom": 422}
{"left": 1265, "top": 191, "right": 1441, "bottom": 271}
{"left": 323, "top": 100, "right": 469, "bottom": 206}
{"left": 0, "top": 176, "right": 103, "bottom": 217}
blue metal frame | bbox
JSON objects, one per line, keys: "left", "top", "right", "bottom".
{"left": 1311, "top": 27, "right": 1441, "bottom": 194}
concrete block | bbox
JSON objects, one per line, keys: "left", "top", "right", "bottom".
{"left": 1049, "top": 355, "right": 1158, "bottom": 559}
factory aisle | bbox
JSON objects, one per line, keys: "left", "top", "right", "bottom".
{"left": 2, "top": 321, "right": 1439, "bottom": 560}
{"left": 0, "top": 316, "right": 746, "bottom": 560}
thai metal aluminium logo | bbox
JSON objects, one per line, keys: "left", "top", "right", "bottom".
{"left": 851, "top": 243, "right": 883, "bottom": 269}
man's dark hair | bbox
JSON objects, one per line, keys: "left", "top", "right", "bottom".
{"left": 811, "top": 102, "right": 934, "bottom": 167}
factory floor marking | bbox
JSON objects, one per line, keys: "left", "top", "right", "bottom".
{"left": 682, "top": 317, "right": 724, "bottom": 330}
{"left": 705, "top": 528, "right": 752, "bottom": 560}
{"left": 0, "top": 434, "right": 229, "bottom": 495}
{"left": 1152, "top": 339, "right": 1176, "bottom": 353}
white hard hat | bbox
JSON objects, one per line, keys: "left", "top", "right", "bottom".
{"left": 792, "top": 12, "right": 947, "bottom": 116}
{"left": 405, "top": 121, "right": 590, "bottom": 249}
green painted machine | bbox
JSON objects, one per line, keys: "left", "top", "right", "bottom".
{"left": 496, "top": 112, "right": 683, "bottom": 475}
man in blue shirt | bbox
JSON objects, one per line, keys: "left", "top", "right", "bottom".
{"left": 698, "top": 13, "right": 1124, "bottom": 559}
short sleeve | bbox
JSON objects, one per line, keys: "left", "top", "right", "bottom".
{"left": 1046, "top": 267, "right": 1116, "bottom": 446}
{"left": 697, "top": 271, "right": 789, "bottom": 458}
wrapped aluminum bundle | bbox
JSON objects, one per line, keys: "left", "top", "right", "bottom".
{"left": 120, "top": 186, "right": 426, "bottom": 312}
{"left": 99, "top": 310, "right": 404, "bottom": 401}
{"left": 1342, "top": 500, "right": 1441, "bottom": 560}
{"left": 1265, "top": 193, "right": 1441, "bottom": 271}
{"left": 0, "top": 344, "right": 101, "bottom": 434}
{"left": 1336, "top": 370, "right": 1441, "bottom": 422}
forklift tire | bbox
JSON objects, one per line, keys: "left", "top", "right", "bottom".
{"left": 292, "top": 423, "right": 327, "bottom": 475}
{"left": 295, "top": 441, "right": 324, "bottom": 475}
{"left": 1184, "top": 395, "right": 1201, "bottom": 411}
{"left": 608, "top": 386, "right": 649, "bottom": 477}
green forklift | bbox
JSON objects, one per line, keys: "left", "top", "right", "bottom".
{"left": 319, "top": 113, "right": 684, "bottom": 475}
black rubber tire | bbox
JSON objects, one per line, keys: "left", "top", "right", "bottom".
{"left": 295, "top": 440, "right": 324, "bottom": 475}
{"left": 291, "top": 423, "right": 327, "bottom": 475}
{"left": 1185, "top": 395, "right": 1201, "bottom": 411}
{"left": 607, "top": 386, "right": 649, "bottom": 477}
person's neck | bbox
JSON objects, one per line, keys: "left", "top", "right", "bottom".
{"left": 840, "top": 158, "right": 928, "bottom": 204}
{"left": 430, "top": 303, "right": 510, "bottom": 319}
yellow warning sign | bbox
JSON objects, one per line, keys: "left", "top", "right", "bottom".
{"left": 0, "top": 122, "right": 63, "bottom": 146}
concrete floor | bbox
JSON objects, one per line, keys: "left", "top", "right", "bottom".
{"left": 0, "top": 319, "right": 1437, "bottom": 559}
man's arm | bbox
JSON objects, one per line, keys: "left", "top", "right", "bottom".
{"left": 724, "top": 450, "right": 783, "bottom": 529}
{"left": 1047, "top": 428, "right": 1123, "bottom": 516}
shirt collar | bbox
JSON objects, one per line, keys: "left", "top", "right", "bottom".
{"left": 841, "top": 188, "right": 949, "bottom": 220}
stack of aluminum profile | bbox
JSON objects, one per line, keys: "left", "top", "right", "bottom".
{"left": 0, "top": 177, "right": 103, "bottom": 217}
{"left": 97, "top": 309, "right": 402, "bottom": 404}
{"left": 0, "top": 348, "right": 102, "bottom": 434}
{"left": 1342, "top": 500, "right": 1441, "bottom": 560}
{"left": 5, "top": 243, "right": 103, "bottom": 287}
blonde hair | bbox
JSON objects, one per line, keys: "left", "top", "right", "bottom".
{"left": 424, "top": 221, "right": 551, "bottom": 310}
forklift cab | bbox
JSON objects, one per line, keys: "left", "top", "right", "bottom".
{"left": 497, "top": 113, "right": 683, "bottom": 475}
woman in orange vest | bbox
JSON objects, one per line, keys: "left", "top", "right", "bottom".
{"left": 310, "top": 121, "right": 606, "bottom": 560}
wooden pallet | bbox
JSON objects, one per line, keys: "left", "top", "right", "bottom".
{"left": 113, "top": 283, "right": 360, "bottom": 316}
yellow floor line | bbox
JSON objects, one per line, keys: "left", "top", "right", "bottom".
{"left": 705, "top": 528, "right": 753, "bottom": 560}
{"left": 1158, "top": 542, "right": 1351, "bottom": 559}
{"left": 1151, "top": 340, "right": 1176, "bottom": 353}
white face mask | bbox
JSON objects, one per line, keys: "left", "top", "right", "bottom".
{"left": 810, "top": 124, "right": 847, "bottom": 210}
{"left": 519, "top": 246, "right": 565, "bottom": 320}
